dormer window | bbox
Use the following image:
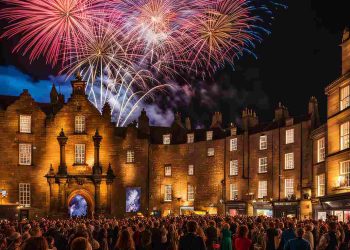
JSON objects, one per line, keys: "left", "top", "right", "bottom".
{"left": 206, "top": 131, "right": 213, "bottom": 141}
{"left": 163, "top": 134, "right": 171, "bottom": 145}
{"left": 75, "top": 115, "right": 85, "bottom": 133}
{"left": 187, "top": 133, "right": 194, "bottom": 143}
{"left": 20, "top": 115, "right": 31, "bottom": 133}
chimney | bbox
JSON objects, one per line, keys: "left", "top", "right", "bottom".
{"left": 242, "top": 108, "right": 258, "bottom": 131}
{"left": 102, "top": 102, "right": 112, "bottom": 121}
{"left": 274, "top": 102, "right": 289, "bottom": 122}
{"left": 185, "top": 117, "right": 191, "bottom": 130}
{"left": 138, "top": 109, "right": 150, "bottom": 135}
{"left": 342, "top": 27, "right": 350, "bottom": 75}
{"left": 308, "top": 96, "right": 320, "bottom": 129}
{"left": 173, "top": 112, "right": 183, "bottom": 127}
{"left": 230, "top": 123, "right": 237, "bottom": 136}
{"left": 210, "top": 112, "right": 222, "bottom": 128}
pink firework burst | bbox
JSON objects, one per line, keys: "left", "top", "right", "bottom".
{"left": 0, "top": 0, "right": 109, "bottom": 65}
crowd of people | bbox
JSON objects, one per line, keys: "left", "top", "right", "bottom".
{"left": 0, "top": 215, "right": 349, "bottom": 250}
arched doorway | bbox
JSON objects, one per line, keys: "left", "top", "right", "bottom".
{"left": 67, "top": 189, "right": 94, "bottom": 218}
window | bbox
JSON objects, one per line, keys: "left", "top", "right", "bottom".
{"left": 317, "top": 138, "right": 325, "bottom": 163}
{"left": 19, "top": 143, "right": 32, "bottom": 165}
{"left": 230, "top": 138, "right": 237, "bottom": 151}
{"left": 207, "top": 148, "right": 215, "bottom": 156}
{"left": 75, "top": 115, "right": 85, "bottom": 133}
{"left": 340, "top": 160, "right": 350, "bottom": 187}
{"left": 164, "top": 185, "right": 172, "bottom": 201}
{"left": 206, "top": 131, "right": 213, "bottom": 141}
{"left": 19, "top": 183, "right": 30, "bottom": 207}
{"left": 258, "top": 180, "right": 268, "bottom": 199}
{"left": 317, "top": 174, "right": 325, "bottom": 197}
{"left": 285, "top": 153, "right": 294, "bottom": 170}
{"left": 340, "top": 85, "right": 350, "bottom": 111}
{"left": 187, "top": 133, "right": 194, "bottom": 143}
{"left": 188, "top": 165, "right": 194, "bottom": 175}
{"left": 258, "top": 157, "right": 268, "bottom": 173}
{"left": 19, "top": 115, "right": 31, "bottom": 133}
{"left": 230, "top": 183, "right": 238, "bottom": 200}
{"left": 75, "top": 144, "right": 85, "bottom": 164}
{"left": 163, "top": 134, "right": 171, "bottom": 145}
{"left": 285, "top": 178, "right": 294, "bottom": 197}
{"left": 126, "top": 150, "right": 135, "bottom": 163}
{"left": 187, "top": 184, "right": 194, "bottom": 201}
{"left": 164, "top": 164, "right": 172, "bottom": 176}
{"left": 286, "top": 129, "right": 294, "bottom": 144}
{"left": 259, "top": 135, "right": 267, "bottom": 150}
{"left": 229, "top": 160, "right": 238, "bottom": 176}
{"left": 340, "top": 122, "right": 350, "bottom": 150}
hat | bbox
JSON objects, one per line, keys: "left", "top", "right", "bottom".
{"left": 7, "top": 232, "right": 21, "bottom": 241}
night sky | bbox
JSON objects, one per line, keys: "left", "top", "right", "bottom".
{"left": 0, "top": 1, "right": 349, "bottom": 127}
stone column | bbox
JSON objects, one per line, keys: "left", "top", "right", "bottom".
{"left": 94, "top": 180, "right": 101, "bottom": 215}
{"left": 57, "top": 129, "right": 68, "bottom": 175}
{"left": 58, "top": 178, "right": 67, "bottom": 212}
{"left": 92, "top": 129, "right": 102, "bottom": 175}
{"left": 106, "top": 181, "right": 112, "bottom": 214}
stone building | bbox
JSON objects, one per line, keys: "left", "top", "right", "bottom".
{"left": 0, "top": 28, "right": 349, "bottom": 220}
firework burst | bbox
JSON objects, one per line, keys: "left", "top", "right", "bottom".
{"left": 0, "top": 0, "right": 109, "bottom": 65}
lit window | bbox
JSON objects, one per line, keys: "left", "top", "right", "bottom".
{"left": 285, "top": 153, "right": 294, "bottom": 170}
{"left": 164, "top": 164, "right": 172, "bottom": 176}
{"left": 19, "top": 183, "right": 30, "bottom": 207}
{"left": 317, "top": 174, "right": 325, "bottom": 197}
{"left": 207, "top": 148, "right": 215, "bottom": 156}
{"left": 285, "top": 178, "right": 294, "bottom": 198}
{"left": 164, "top": 185, "right": 172, "bottom": 201}
{"left": 229, "top": 160, "right": 238, "bottom": 176}
{"left": 187, "top": 184, "right": 194, "bottom": 201}
{"left": 206, "top": 131, "right": 213, "bottom": 141}
{"left": 230, "top": 138, "right": 237, "bottom": 151}
{"left": 286, "top": 129, "right": 294, "bottom": 144}
{"left": 258, "top": 157, "right": 268, "bottom": 173}
{"left": 163, "top": 134, "right": 171, "bottom": 145}
{"left": 19, "top": 143, "right": 32, "bottom": 165}
{"left": 126, "top": 150, "right": 135, "bottom": 163}
{"left": 75, "top": 144, "right": 85, "bottom": 164}
{"left": 188, "top": 165, "right": 194, "bottom": 175}
{"left": 317, "top": 138, "right": 325, "bottom": 163}
{"left": 230, "top": 183, "right": 238, "bottom": 200}
{"left": 258, "top": 180, "right": 267, "bottom": 199}
{"left": 340, "top": 85, "right": 350, "bottom": 111}
{"left": 19, "top": 115, "right": 31, "bottom": 133}
{"left": 75, "top": 115, "right": 85, "bottom": 133}
{"left": 340, "top": 122, "right": 350, "bottom": 150}
{"left": 340, "top": 160, "right": 350, "bottom": 187}
{"left": 259, "top": 135, "right": 267, "bottom": 150}
{"left": 187, "top": 133, "right": 194, "bottom": 143}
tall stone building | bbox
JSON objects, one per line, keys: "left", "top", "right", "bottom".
{"left": 0, "top": 28, "right": 349, "bottom": 221}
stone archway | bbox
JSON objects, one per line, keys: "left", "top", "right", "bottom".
{"left": 67, "top": 189, "right": 94, "bottom": 218}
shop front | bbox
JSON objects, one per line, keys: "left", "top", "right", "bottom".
{"left": 180, "top": 206, "right": 194, "bottom": 215}
{"left": 273, "top": 201, "right": 300, "bottom": 218}
{"left": 253, "top": 202, "right": 273, "bottom": 217}
{"left": 225, "top": 201, "right": 247, "bottom": 216}
{"left": 319, "top": 194, "right": 350, "bottom": 222}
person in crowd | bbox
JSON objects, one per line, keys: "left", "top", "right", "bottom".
{"left": 151, "top": 221, "right": 162, "bottom": 250}
{"left": 303, "top": 224, "right": 314, "bottom": 250}
{"left": 284, "top": 227, "right": 311, "bottom": 250}
{"left": 234, "top": 225, "right": 251, "bottom": 250}
{"left": 22, "top": 237, "right": 49, "bottom": 250}
{"left": 220, "top": 223, "right": 232, "bottom": 250}
{"left": 266, "top": 221, "right": 278, "bottom": 250}
{"left": 70, "top": 237, "right": 92, "bottom": 250}
{"left": 168, "top": 224, "right": 179, "bottom": 250}
{"left": 317, "top": 221, "right": 340, "bottom": 250}
{"left": 179, "top": 221, "right": 206, "bottom": 250}
{"left": 205, "top": 220, "right": 218, "bottom": 250}
{"left": 46, "top": 236, "right": 57, "bottom": 250}
{"left": 115, "top": 229, "right": 135, "bottom": 250}
{"left": 279, "top": 222, "right": 296, "bottom": 250}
